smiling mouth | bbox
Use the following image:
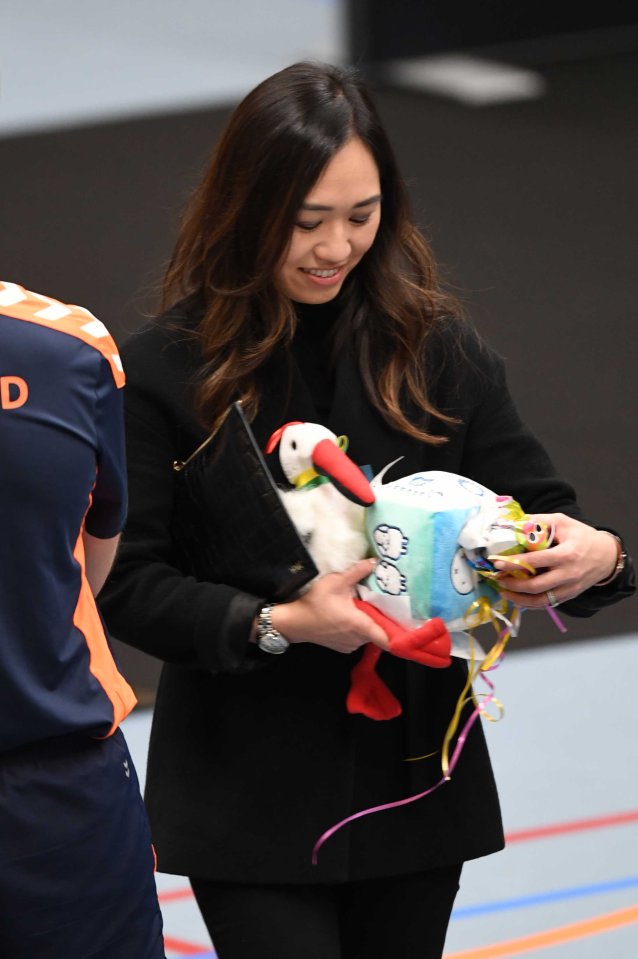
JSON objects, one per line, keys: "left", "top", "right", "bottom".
{"left": 300, "top": 267, "right": 346, "bottom": 277}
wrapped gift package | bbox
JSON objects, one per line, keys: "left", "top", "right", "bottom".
{"left": 358, "top": 469, "right": 549, "bottom": 636}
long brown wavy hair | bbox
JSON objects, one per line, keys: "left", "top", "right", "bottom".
{"left": 162, "top": 61, "right": 462, "bottom": 442}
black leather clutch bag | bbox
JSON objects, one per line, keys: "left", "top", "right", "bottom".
{"left": 172, "top": 402, "right": 317, "bottom": 600}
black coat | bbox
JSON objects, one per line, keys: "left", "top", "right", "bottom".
{"left": 99, "top": 300, "right": 635, "bottom": 884}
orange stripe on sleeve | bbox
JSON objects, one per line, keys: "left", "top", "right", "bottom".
{"left": 72, "top": 526, "right": 137, "bottom": 735}
{"left": 0, "top": 281, "right": 124, "bottom": 388}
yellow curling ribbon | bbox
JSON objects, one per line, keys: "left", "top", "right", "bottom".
{"left": 439, "top": 598, "right": 513, "bottom": 778}
{"left": 405, "top": 599, "right": 512, "bottom": 771}
{"left": 404, "top": 749, "right": 438, "bottom": 764}
{"left": 441, "top": 643, "right": 477, "bottom": 779}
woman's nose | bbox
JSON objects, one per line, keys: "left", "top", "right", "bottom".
{"left": 314, "top": 226, "right": 351, "bottom": 263}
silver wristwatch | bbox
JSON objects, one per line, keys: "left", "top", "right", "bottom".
{"left": 256, "top": 602, "right": 290, "bottom": 654}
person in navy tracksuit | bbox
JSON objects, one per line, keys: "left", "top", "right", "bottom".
{"left": 0, "top": 281, "right": 165, "bottom": 959}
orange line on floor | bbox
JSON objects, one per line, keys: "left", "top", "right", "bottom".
{"left": 444, "top": 902, "right": 638, "bottom": 958}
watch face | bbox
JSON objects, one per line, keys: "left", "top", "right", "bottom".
{"left": 258, "top": 630, "right": 289, "bottom": 655}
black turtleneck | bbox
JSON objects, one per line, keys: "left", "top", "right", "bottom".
{"left": 291, "top": 298, "right": 342, "bottom": 424}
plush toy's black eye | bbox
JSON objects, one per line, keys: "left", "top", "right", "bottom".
{"left": 291, "top": 440, "right": 297, "bottom": 450}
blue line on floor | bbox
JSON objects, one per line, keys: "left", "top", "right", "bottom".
{"left": 452, "top": 874, "right": 638, "bottom": 919}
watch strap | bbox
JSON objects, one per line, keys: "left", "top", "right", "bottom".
{"left": 256, "top": 602, "right": 290, "bottom": 654}
{"left": 595, "top": 533, "right": 627, "bottom": 587}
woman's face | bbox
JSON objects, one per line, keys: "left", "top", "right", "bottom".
{"left": 276, "top": 136, "right": 382, "bottom": 304}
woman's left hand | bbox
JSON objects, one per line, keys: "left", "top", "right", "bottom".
{"left": 493, "top": 513, "right": 619, "bottom": 609}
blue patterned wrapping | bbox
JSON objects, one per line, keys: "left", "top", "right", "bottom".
{"left": 362, "top": 471, "right": 500, "bottom": 630}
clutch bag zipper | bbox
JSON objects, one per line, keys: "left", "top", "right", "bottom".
{"left": 172, "top": 403, "right": 237, "bottom": 472}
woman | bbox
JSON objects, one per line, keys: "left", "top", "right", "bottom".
{"left": 99, "top": 62, "right": 634, "bottom": 959}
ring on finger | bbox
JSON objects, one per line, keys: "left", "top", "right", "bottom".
{"left": 546, "top": 589, "right": 560, "bottom": 608}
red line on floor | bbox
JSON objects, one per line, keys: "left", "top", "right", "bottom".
{"left": 505, "top": 808, "right": 638, "bottom": 844}
{"left": 159, "top": 887, "right": 195, "bottom": 903}
{"left": 163, "top": 933, "right": 211, "bottom": 954}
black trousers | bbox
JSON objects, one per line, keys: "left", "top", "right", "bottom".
{"left": 190, "top": 863, "right": 462, "bottom": 959}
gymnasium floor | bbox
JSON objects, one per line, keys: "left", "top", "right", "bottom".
{"left": 123, "top": 628, "right": 638, "bottom": 958}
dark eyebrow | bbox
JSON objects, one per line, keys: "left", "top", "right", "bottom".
{"left": 300, "top": 194, "right": 382, "bottom": 212}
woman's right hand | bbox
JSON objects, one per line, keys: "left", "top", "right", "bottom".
{"left": 271, "top": 558, "right": 390, "bottom": 654}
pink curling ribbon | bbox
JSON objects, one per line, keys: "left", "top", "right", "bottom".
{"left": 545, "top": 605, "right": 567, "bottom": 633}
{"left": 312, "top": 604, "right": 510, "bottom": 865}
{"left": 312, "top": 585, "right": 566, "bottom": 863}
{"left": 311, "top": 656, "right": 502, "bottom": 865}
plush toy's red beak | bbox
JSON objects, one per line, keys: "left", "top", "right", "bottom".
{"left": 311, "top": 439, "right": 375, "bottom": 507}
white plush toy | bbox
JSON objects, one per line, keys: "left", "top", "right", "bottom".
{"left": 265, "top": 421, "right": 372, "bottom": 575}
